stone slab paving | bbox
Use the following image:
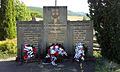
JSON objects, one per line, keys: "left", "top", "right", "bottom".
{"left": 0, "top": 59, "right": 95, "bottom": 72}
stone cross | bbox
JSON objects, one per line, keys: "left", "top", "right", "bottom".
{"left": 55, "top": 0, "right": 57, "bottom": 6}
{"left": 0, "top": 0, "right": 1, "bottom": 8}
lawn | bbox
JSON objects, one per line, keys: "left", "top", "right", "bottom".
{"left": 94, "top": 51, "right": 120, "bottom": 72}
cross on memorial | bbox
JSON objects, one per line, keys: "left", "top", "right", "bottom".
{"left": 55, "top": 0, "right": 57, "bottom": 6}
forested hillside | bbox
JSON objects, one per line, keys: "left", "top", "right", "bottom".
{"left": 28, "top": 6, "right": 87, "bottom": 17}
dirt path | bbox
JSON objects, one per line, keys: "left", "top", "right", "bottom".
{"left": 0, "top": 57, "right": 16, "bottom": 62}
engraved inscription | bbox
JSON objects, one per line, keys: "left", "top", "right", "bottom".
{"left": 18, "top": 24, "right": 42, "bottom": 48}
{"left": 46, "top": 24, "right": 66, "bottom": 44}
{"left": 71, "top": 23, "right": 92, "bottom": 45}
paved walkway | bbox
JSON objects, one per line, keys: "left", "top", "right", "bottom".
{"left": 0, "top": 58, "right": 95, "bottom": 72}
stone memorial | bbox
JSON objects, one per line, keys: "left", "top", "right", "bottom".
{"left": 17, "top": 6, "right": 93, "bottom": 58}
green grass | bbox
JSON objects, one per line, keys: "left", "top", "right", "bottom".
{"left": 94, "top": 51, "right": 120, "bottom": 72}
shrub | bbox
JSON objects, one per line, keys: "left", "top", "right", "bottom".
{"left": 0, "top": 39, "right": 17, "bottom": 58}
{"left": 93, "top": 51, "right": 102, "bottom": 58}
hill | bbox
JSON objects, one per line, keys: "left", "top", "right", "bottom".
{"left": 28, "top": 6, "right": 43, "bottom": 13}
{"left": 28, "top": 6, "right": 87, "bottom": 17}
{"left": 68, "top": 10, "right": 86, "bottom": 16}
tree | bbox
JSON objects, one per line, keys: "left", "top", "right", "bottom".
{"left": 15, "top": 0, "right": 31, "bottom": 21}
{"left": 31, "top": 11, "right": 42, "bottom": 18}
{"left": 0, "top": 0, "right": 16, "bottom": 40}
{"left": 88, "top": 0, "right": 120, "bottom": 63}
{"left": 0, "top": 6, "right": 2, "bottom": 40}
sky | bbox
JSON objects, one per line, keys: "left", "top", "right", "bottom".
{"left": 20, "top": 0, "right": 89, "bottom": 13}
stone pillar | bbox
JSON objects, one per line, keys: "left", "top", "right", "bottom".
{"left": 43, "top": 6, "right": 67, "bottom": 54}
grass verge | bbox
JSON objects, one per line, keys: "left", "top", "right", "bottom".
{"left": 94, "top": 51, "right": 120, "bottom": 72}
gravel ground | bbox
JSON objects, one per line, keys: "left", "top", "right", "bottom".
{"left": 0, "top": 57, "right": 95, "bottom": 72}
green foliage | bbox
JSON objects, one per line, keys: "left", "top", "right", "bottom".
{"left": 0, "top": 8, "right": 2, "bottom": 39}
{"left": 93, "top": 51, "right": 120, "bottom": 72}
{"left": 88, "top": 0, "right": 120, "bottom": 63}
{"left": 94, "top": 51, "right": 120, "bottom": 72}
{"left": 29, "top": 6, "right": 43, "bottom": 13}
{"left": 0, "top": 39, "right": 17, "bottom": 58}
{"left": 31, "top": 11, "right": 42, "bottom": 18}
{"left": 93, "top": 51, "right": 102, "bottom": 58}
{"left": 95, "top": 58, "right": 120, "bottom": 72}
{"left": 1, "top": 0, "right": 16, "bottom": 40}
{"left": 28, "top": 6, "right": 43, "bottom": 18}
{"left": 83, "top": 16, "right": 90, "bottom": 21}
{"left": 0, "top": 0, "right": 32, "bottom": 40}
{"left": 15, "top": 0, "right": 31, "bottom": 21}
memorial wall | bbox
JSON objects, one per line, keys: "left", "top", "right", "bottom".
{"left": 68, "top": 21, "right": 93, "bottom": 55}
{"left": 17, "top": 6, "right": 93, "bottom": 56}
{"left": 17, "top": 21, "right": 43, "bottom": 56}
